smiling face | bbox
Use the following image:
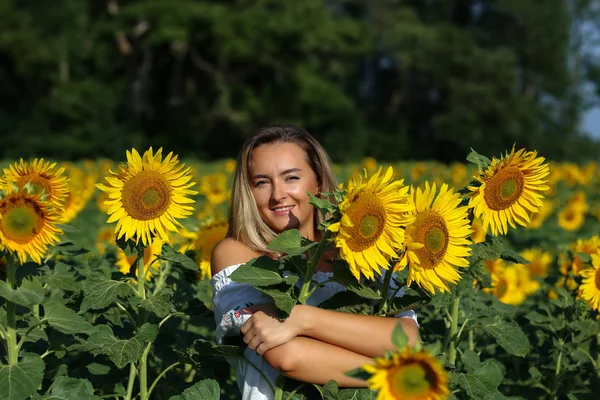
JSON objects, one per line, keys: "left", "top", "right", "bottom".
{"left": 249, "top": 142, "right": 320, "bottom": 240}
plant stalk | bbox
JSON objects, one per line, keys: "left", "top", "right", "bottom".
{"left": 124, "top": 363, "right": 137, "bottom": 400}
{"left": 378, "top": 266, "right": 394, "bottom": 314}
{"left": 136, "top": 250, "right": 148, "bottom": 400}
{"left": 298, "top": 230, "right": 331, "bottom": 304}
{"left": 6, "top": 261, "right": 19, "bottom": 365}
{"left": 446, "top": 296, "right": 460, "bottom": 367}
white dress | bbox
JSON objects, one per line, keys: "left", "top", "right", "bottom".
{"left": 210, "top": 264, "right": 419, "bottom": 400}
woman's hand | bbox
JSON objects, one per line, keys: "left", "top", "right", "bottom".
{"left": 241, "top": 304, "right": 304, "bottom": 355}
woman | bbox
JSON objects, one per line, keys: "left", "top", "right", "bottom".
{"left": 210, "top": 125, "right": 419, "bottom": 399}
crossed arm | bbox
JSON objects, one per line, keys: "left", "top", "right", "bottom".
{"left": 241, "top": 303, "right": 420, "bottom": 386}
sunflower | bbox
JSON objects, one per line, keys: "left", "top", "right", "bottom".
{"left": 96, "top": 147, "right": 197, "bottom": 247}
{"left": 484, "top": 265, "right": 527, "bottom": 305}
{"left": 468, "top": 147, "right": 550, "bottom": 236}
{"left": 0, "top": 185, "right": 63, "bottom": 264}
{"left": 363, "top": 346, "right": 449, "bottom": 400}
{"left": 116, "top": 237, "right": 164, "bottom": 280}
{"left": 2, "top": 158, "right": 69, "bottom": 211}
{"left": 328, "top": 167, "right": 414, "bottom": 281}
{"left": 578, "top": 254, "right": 600, "bottom": 311}
{"left": 199, "top": 173, "right": 229, "bottom": 205}
{"left": 59, "top": 163, "right": 97, "bottom": 224}
{"left": 395, "top": 182, "right": 473, "bottom": 294}
{"left": 180, "top": 219, "right": 228, "bottom": 279}
{"left": 520, "top": 247, "right": 552, "bottom": 279}
{"left": 557, "top": 202, "right": 586, "bottom": 232}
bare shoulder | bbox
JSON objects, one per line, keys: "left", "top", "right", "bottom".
{"left": 210, "top": 237, "right": 261, "bottom": 276}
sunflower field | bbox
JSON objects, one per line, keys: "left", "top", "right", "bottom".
{"left": 0, "top": 146, "right": 599, "bottom": 400}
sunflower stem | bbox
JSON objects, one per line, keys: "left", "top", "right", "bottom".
{"left": 5, "top": 260, "right": 19, "bottom": 365}
{"left": 298, "top": 230, "right": 332, "bottom": 304}
{"left": 136, "top": 250, "right": 149, "bottom": 400}
{"left": 378, "top": 266, "right": 394, "bottom": 314}
{"left": 124, "top": 362, "right": 137, "bottom": 400}
{"left": 446, "top": 296, "right": 460, "bottom": 368}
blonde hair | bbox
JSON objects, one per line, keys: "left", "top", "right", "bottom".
{"left": 227, "top": 125, "right": 337, "bottom": 254}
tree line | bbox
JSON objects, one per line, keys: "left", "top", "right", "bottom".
{"left": 1, "top": 0, "right": 599, "bottom": 163}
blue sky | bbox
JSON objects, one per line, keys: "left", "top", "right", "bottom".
{"left": 583, "top": 108, "right": 600, "bottom": 139}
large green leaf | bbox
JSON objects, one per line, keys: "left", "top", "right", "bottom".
{"left": 336, "top": 388, "right": 378, "bottom": 399}
{"left": 169, "top": 379, "right": 220, "bottom": 400}
{"left": 158, "top": 244, "right": 199, "bottom": 271}
{"left": 0, "top": 354, "right": 45, "bottom": 400}
{"left": 45, "top": 262, "right": 79, "bottom": 292}
{"left": 189, "top": 338, "right": 244, "bottom": 360}
{"left": 455, "top": 359, "right": 506, "bottom": 400}
{"left": 139, "top": 288, "right": 174, "bottom": 318}
{"left": 267, "top": 229, "right": 318, "bottom": 255}
{"left": 255, "top": 283, "right": 297, "bottom": 317}
{"left": 466, "top": 149, "right": 492, "bottom": 170}
{"left": 43, "top": 300, "right": 93, "bottom": 335}
{"left": 40, "top": 376, "right": 100, "bottom": 400}
{"left": 75, "top": 324, "right": 158, "bottom": 369}
{"left": 229, "top": 257, "right": 285, "bottom": 286}
{"left": 0, "top": 278, "right": 44, "bottom": 308}
{"left": 80, "top": 273, "right": 136, "bottom": 312}
{"left": 482, "top": 319, "right": 531, "bottom": 357}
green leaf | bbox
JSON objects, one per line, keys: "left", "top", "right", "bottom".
{"left": 229, "top": 259, "right": 285, "bottom": 287}
{"left": 0, "top": 354, "right": 45, "bottom": 400}
{"left": 469, "top": 237, "right": 504, "bottom": 266}
{"left": 80, "top": 273, "right": 136, "bottom": 312}
{"left": 483, "top": 319, "right": 531, "bottom": 357}
{"left": 158, "top": 245, "right": 198, "bottom": 271}
{"left": 308, "top": 192, "right": 338, "bottom": 216}
{"left": 43, "top": 376, "right": 100, "bottom": 400}
{"left": 314, "top": 380, "right": 339, "bottom": 400}
{"left": 466, "top": 149, "right": 492, "bottom": 170}
{"left": 189, "top": 338, "right": 244, "bottom": 359}
{"left": 255, "top": 284, "right": 297, "bottom": 317}
{"left": 461, "top": 349, "right": 481, "bottom": 373}
{"left": 43, "top": 300, "right": 93, "bottom": 335}
{"left": 455, "top": 359, "right": 505, "bottom": 399}
{"left": 46, "top": 262, "right": 79, "bottom": 292}
{"left": 0, "top": 278, "right": 44, "bottom": 308}
{"left": 528, "top": 367, "right": 542, "bottom": 381}
{"left": 168, "top": 379, "right": 220, "bottom": 400}
{"left": 139, "top": 289, "right": 174, "bottom": 318}
{"left": 51, "top": 241, "right": 88, "bottom": 256}
{"left": 344, "top": 367, "right": 372, "bottom": 382}
{"left": 86, "top": 363, "right": 111, "bottom": 376}
{"left": 76, "top": 324, "right": 157, "bottom": 369}
{"left": 318, "top": 290, "right": 372, "bottom": 314}
{"left": 336, "top": 388, "right": 378, "bottom": 399}
{"left": 267, "top": 229, "right": 318, "bottom": 255}
{"left": 391, "top": 322, "right": 408, "bottom": 349}
{"left": 500, "top": 250, "right": 529, "bottom": 264}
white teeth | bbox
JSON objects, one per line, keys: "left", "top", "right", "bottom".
{"left": 273, "top": 206, "right": 293, "bottom": 212}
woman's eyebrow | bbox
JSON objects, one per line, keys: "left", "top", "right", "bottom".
{"left": 252, "top": 168, "right": 302, "bottom": 179}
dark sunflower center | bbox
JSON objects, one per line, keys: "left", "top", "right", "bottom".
{"left": 359, "top": 215, "right": 379, "bottom": 238}
{"left": 483, "top": 166, "right": 525, "bottom": 211}
{"left": 392, "top": 362, "right": 432, "bottom": 397}
{"left": 121, "top": 171, "right": 173, "bottom": 220}
{"left": 345, "top": 194, "right": 386, "bottom": 252}
{"left": 411, "top": 210, "right": 448, "bottom": 269}
{"left": 595, "top": 269, "right": 600, "bottom": 290}
{"left": 0, "top": 200, "right": 43, "bottom": 243}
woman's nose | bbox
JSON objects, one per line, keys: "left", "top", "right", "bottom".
{"left": 271, "top": 181, "right": 287, "bottom": 201}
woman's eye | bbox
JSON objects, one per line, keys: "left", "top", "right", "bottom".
{"left": 255, "top": 180, "right": 268, "bottom": 187}
{"left": 286, "top": 176, "right": 299, "bottom": 181}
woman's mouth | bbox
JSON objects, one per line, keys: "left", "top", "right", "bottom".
{"left": 272, "top": 205, "right": 294, "bottom": 215}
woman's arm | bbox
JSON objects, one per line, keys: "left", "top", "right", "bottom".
{"left": 263, "top": 336, "right": 371, "bottom": 387}
{"left": 242, "top": 304, "right": 419, "bottom": 359}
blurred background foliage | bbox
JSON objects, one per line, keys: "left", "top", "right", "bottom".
{"left": 1, "top": 0, "right": 600, "bottom": 163}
